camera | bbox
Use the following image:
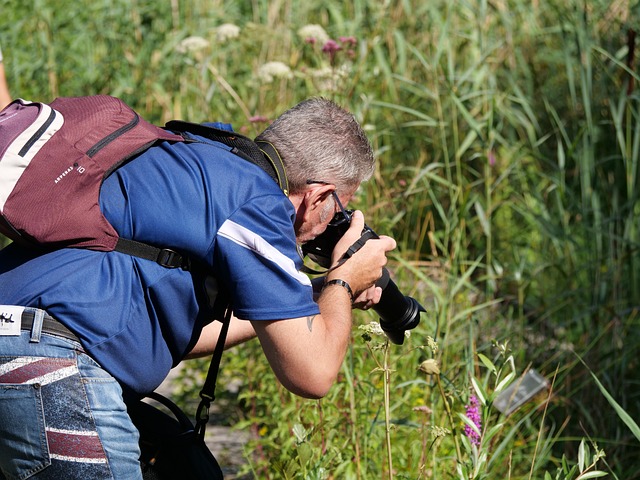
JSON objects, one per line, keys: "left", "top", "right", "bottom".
{"left": 301, "top": 208, "right": 424, "bottom": 345}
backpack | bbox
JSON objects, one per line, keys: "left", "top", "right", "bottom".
{"left": 0, "top": 95, "right": 287, "bottom": 268}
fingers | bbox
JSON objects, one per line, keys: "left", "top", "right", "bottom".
{"left": 378, "top": 234, "right": 397, "bottom": 253}
{"left": 327, "top": 211, "right": 398, "bottom": 296}
{"left": 340, "top": 210, "right": 366, "bottom": 245}
{"left": 331, "top": 210, "right": 365, "bottom": 265}
{"left": 353, "top": 285, "right": 382, "bottom": 310}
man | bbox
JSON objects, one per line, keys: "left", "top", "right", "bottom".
{"left": 0, "top": 97, "right": 395, "bottom": 479}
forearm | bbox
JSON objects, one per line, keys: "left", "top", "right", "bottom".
{"left": 251, "top": 280, "right": 353, "bottom": 399}
{"left": 185, "top": 316, "right": 257, "bottom": 359}
{"left": 314, "top": 279, "right": 354, "bottom": 365}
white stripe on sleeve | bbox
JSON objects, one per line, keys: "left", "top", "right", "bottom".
{"left": 218, "top": 219, "right": 311, "bottom": 286}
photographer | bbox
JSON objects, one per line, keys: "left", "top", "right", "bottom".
{"left": 0, "top": 97, "right": 395, "bottom": 479}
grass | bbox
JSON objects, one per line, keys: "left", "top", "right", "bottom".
{"left": 1, "top": 0, "right": 639, "bottom": 477}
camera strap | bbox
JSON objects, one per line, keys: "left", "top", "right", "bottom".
{"left": 194, "top": 306, "right": 232, "bottom": 438}
{"left": 301, "top": 229, "right": 379, "bottom": 276}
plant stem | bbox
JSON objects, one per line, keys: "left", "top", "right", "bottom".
{"left": 383, "top": 341, "right": 394, "bottom": 480}
{"left": 435, "top": 375, "right": 463, "bottom": 465}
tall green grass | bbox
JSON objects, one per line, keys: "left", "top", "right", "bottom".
{"left": 1, "top": 0, "right": 639, "bottom": 477}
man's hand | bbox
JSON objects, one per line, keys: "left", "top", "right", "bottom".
{"left": 352, "top": 285, "right": 383, "bottom": 310}
{"left": 329, "top": 210, "right": 396, "bottom": 296}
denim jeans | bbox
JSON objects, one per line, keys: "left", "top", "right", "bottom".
{"left": 0, "top": 308, "right": 142, "bottom": 480}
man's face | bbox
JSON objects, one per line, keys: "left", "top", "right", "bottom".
{"left": 294, "top": 183, "right": 357, "bottom": 244}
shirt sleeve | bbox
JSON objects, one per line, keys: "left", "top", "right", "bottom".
{"left": 214, "top": 193, "right": 320, "bottom": 321}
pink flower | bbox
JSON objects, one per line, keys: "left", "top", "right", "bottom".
{"left": 464, "top": 395, "right": 482, "bottom": 446}
{"left": 322, "top": 39, "right": 342, "bottom": 64}
{"left": 488, "top": 149, "right": 496, "bottom": 167}
{"left": 339, "top": 36, "right": 357, "bottom": 47}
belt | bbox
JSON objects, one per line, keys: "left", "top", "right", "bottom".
{"left": 20, "top": 309, "right": 80, "bottom": 343}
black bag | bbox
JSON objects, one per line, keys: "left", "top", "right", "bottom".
{"left": 130, "top": 309, "right": 232, "bottom": 479}
{"left": 128, "top": 392, "right": 223, "bottom": 480}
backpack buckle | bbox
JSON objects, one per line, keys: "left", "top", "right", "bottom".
{"left": 157, "top": 248, "right": 189, "bottom": 270}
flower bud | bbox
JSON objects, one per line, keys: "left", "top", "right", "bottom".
{"left": 419, "top": 359, "right": 440, "bottom": 375}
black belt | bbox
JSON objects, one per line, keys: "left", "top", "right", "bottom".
{"left": 20, "top": 309, "right": 80, "bottom": 343}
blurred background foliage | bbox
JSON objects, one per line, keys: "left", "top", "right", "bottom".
{"left": 1, "top": 0, "right": 639, "bottom": 478}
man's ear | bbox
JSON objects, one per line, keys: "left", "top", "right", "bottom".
{"left": 303, "top": 184, "right": 334, "bottom": 217}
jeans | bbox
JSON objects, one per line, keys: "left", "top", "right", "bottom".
{"left": 0, "top": 308, "right": 143, "bottom": 480}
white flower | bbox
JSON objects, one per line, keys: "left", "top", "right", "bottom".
{"left": 308, "top": 65, "right": 350, "bottom": 92}
{"left": 297, "top": 24, "right": 329, "bottom": 44}
{"left": 175, "top": 36, "right": 210, "bottom": 54}
{"left": 358, "top": 321, "right": 385, "bottom": 337}
{"left": 216, "top": 23, "right": 240, "bottom": 42}
{"left": 257, "top": 62, "right": 293, "bottom": 83}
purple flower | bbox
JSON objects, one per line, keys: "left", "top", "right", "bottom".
{"left": 464, "top": 394, "right": 482, "bottom": 446}
{"left": 249, "top": 115, "right": 269, "bottom": 123}
{"left": 322, "top": 39, "right": 342, "bottom": 64}
{"left": 339, "top": 36, "right": 357, "bottom": 47}
{"left": 488, "top": 149, "right": 496, "bottom": 167}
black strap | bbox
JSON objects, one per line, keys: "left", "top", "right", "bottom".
{"left": 301, "top": 229, "right": 380, "bottom": 276}
{"left": 114, "top": 238, "right": 190, "bottom": 269}
{"left": 256, "top": 140, "right": 289, "bottom": 196}
{"left": 165, "top": 120, "right": 288, "bottom": 194}
{"left": 194, "top": 307, "right": 232, "bottom": 439}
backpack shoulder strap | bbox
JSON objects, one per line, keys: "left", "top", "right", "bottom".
{"left": 165, "top": 120, "right": 289, "bottom": 195}
{"left": 255, "top": 140, "right": 289, "bottom": 197}
{"left": 114, "top": 238, "right": 190, "bottom": 269}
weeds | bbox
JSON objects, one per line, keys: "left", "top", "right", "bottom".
{"left": 1, "top": 0, "right": 639, "bottom": 477}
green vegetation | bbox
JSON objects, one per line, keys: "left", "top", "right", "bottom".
{"left": 2, "top": 0, "right": 639, "bottom": 478}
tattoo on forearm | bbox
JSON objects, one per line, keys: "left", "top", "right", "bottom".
{"left": 306, "top": 315, "right": 316, "bottom": 332}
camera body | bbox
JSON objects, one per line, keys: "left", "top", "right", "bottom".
{"left": 302, "top": 210, "right": 377, "bottom": 269}
{"left": 302, "top": 210, "right": 424, "bottom": 345}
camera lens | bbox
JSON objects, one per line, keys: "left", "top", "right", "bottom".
{"left": 373, "top": 269, "right": 424, "bottom": 345}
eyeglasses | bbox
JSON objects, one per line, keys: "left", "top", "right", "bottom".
{"left": 305, "top": 179, "right": 351, "bottom": 225}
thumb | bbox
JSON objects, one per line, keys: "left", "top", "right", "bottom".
{"left": 331, "top": 210, "right": 365, "bottom": 264}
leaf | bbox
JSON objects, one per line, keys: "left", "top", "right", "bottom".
{"left": 495, "top": 371, "right": 515, "bottom": 394}
{"left": 484, "top": 422, "right": 504, "bottom": 443}
{"left": 578, "top": 355, "right": 640, "bottom": 443}
{"left": 292, "top": 423, "right": 307, "bottom": 443}
{"left": 471, "top": 377, "right": 487, "bottom": 406}
{"left": 457, "top": 412, "right": 481, "bottom": 436}
{"left": 473, "top": 451, "right": 488, "bottom": 477}
{"left": 477, "top": 353, "right": 497, "bottom": 374}
{"left": 474, "top": 200, "right": 491, "bottom": 238}
{"left": 297, "top": 443, "right": 314, "bottom": 468}
{"left": 576, "top": 472, "right": 608, "bottom": 479}
{"left": 578, "top": 439, "right": 586, "bottom": 472}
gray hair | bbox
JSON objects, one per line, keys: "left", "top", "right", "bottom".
{"left": 255, "top": 98, "right": 375, "bottom": 195}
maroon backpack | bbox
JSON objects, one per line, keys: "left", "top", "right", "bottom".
{"left": 0, "top": 95, "right": 189, "bottom": 264}
{"left": 0, "top": 95, "right": 286, "bottom": 268}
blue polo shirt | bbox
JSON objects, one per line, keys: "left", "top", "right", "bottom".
{"left": 0, "top": 131, "right": 319, "bottom": 394}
